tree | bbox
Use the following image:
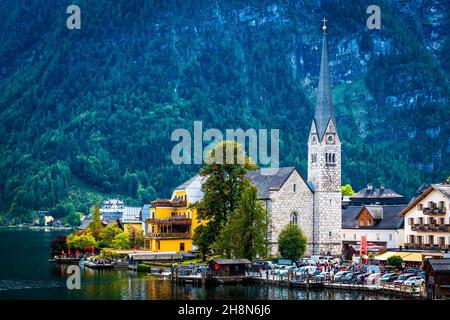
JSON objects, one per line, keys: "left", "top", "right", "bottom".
{"left": 213, "top": 184, "right": 269, "bottom": 260}
{"left": 112, "top": 231, "right": 132, "bottom": 249}
{"left": 98, "top": 223, "right": 122, "bottom": 247}
{"left": 387, "top": 255, "right": 404, "bottom": 268}
{"left": 278, "top": 224, "right": 307, "bottom": 261}
{"left": 341, "top": 184, "right": 356, "bottom": 196}
{"left": 192, "top": 141, "right": 257, "bottom": 255}
{"left": 192, "top": 224, "right": 215, "bottom": 261}
{"left": 89, "top": 204, "right": 103, "bottom": 239}
{"left": 50, "top": 234, "right": 67, "bottom": 253}
{"left": 63, "top": 211, "right": 82, "bottom": 227}
{"left": 66, "top": 233, "right": 97, "bottom": 250}
{"left": 129, "top": 226, "right": 143, "bottom": 249}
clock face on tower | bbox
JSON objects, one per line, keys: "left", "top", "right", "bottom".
{"left": 326, "top": 134, "right": 335, "bottom": 144}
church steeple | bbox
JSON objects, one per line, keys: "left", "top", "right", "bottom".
{"left": 314, "top": 19, "right": 335, "bottom": 141}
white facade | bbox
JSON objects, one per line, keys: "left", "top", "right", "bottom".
{"left": 402, "top": 185, "right": 450, "bottom": 250}
{"left": 265, "top": 170, "right": 314, "bottom": 256}
{"left": 342, "top": 228, "right": 404, "bottom": 249}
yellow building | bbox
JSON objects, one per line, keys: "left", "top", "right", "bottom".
{"left": 144, "top": 175, "right": 205, "bottom": 253}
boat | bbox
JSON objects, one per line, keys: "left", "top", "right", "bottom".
{"left": 54, "top": 256, "right": 81, "bottom": 264}
{"left": 81, "top": 260, "right": 114, "bottom": 269}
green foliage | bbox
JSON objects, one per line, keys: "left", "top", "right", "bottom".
{"left": 99, "top": 248, "right": 122, "bottom": 259}
{"left": 341, "top": 184, "right": 356, "bottom": 196}
{"left": 192, "top": 141, "right": 257, "bottom": 255}
{"left": 278, "top": 224, "right": 307, "bottom": 261}
{"left": 387, "top": 255, "right": 404, "bottom": 267}
{"left": 0, "top": 0, "right": 448, "bottom": 223}
{"left": 66, "top": 233, "right": 97, "bottom": 250}
{"left": 62, "top": 211, "right": 82, "bottom": 227}
{"left": 213, "top": 184, "right": 269, "bottom": 260}
{"left": 192, "top": 224, "right": 215, "bottom": 261}
{"left": 112, "top": 231, "right": 132, "bottom": 249}
{"left": 98, "top": 223, "right": 122, "bottom": 248}
{"left": 89, "top": 204, "right": 102, "bottom": 239}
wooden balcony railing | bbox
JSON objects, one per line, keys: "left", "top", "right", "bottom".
{"left": 404, "top": 243, "right": 449, "bottom": 250}
{"left": 146, "top": 232, "right": 191, "bottom": 239}
{"left": 411, "top": 224, "right": 450, "bottom": 232}
{"left": 151, "top": 199, "right": 188, "bottom": 208}
{"left": 423, "top": 207, "right": 446, "bottom": 215}
{"left": 147, "top": 217, "right": 191, "bottom": 225}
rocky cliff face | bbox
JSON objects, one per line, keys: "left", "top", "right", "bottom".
{"left": 0, "top": 0, "right": 448, "bottom": 218}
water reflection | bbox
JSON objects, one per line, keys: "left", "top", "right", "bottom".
{"left": 0, "top": 229, "right": 401, "bottom": 300}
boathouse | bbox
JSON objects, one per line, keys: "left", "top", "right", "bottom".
{"left": 208, "top": 259, "right": 251, "bottom": 277}
{"left": 424, "top": 258, "right": 450, "bottom": 299}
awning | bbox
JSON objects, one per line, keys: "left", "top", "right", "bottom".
{"left": 374, "top": 251, "right": 423, "bottom": 262}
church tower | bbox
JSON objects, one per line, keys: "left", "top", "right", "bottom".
{"left": 307, "top": 19, "right": 342, "bottom": 255}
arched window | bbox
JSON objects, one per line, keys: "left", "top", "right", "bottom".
{"left": 290, "top": 212, "right": 298, "bottom": 225}
{"left": 332, "top": 153, "right": 335, "bottom": 163}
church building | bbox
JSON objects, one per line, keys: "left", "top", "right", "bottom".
{"left": 161, "top": 23, "right": 343, "bottom": 257}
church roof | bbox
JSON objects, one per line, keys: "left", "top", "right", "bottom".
{"left": 314, "top": 32, "right": 336, "bottom": 141}
{"left": 174, "top": 167, "right": 309, "bottom": 202}
{"left": 246, "top": 167, "right": 298, "bottom": 199}
{"left": 342, "top": 205, "right": 405, "bottom": 230}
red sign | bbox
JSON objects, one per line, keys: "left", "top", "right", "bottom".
{"left": 361, "top": 236, "right": 367, "bottom": 264}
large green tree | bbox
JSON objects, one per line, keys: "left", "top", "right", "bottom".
{"left": 278, "top": 224, "right": 307, "bottom": 261}
{"left": 192, "top": 141, "right": 257, "bottom": 256}
{"left": 89, "top": 204, "right": 103, "bottom": 240}
{"left": 213, "top": 184, "right": 269, "bottom": 260}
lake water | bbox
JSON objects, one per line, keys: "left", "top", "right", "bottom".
{"left": 0, "top": 228, "right": 399, "bottom": 300}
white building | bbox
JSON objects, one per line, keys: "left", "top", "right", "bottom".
{"left": 400, "top": 183, "right": 450, "bottom": 251}
{"left": 341, "top": 205, "right": 405, "bottom": 253}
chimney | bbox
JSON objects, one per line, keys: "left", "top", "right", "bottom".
{"left": 367, "top": 183, "right": 373, "bottom": 190}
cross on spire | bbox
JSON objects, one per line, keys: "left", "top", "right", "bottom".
{"left": 322, "top": 17, "right": 327, "bottom": 32}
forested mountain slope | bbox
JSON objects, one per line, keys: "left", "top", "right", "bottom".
{"left": 0, "top": 0, "right": 448, "bottom": 221}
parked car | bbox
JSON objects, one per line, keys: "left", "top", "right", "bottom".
{"left": 379, "top": 273, "right": 398, "bottom": 283}
{"left": 334, "top": 271, "right": 352, "bottom": 282}
{"left": 314, "top": 271, "right": 331, "bottom": 281}
{"left": 403, "top": 276, "right": 424, "bottom": 286}
{"left": 365, "top": 273, "right": 382, "bottom": 285}
{"left": 393, "top": 273, "right": 415, "bottom": 285}
{"left": 403, "top": 268, "right": 419, "bottom": 275}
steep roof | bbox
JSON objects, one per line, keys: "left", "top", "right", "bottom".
{"left": 246, "top": 167, "right": 301, "bottom": 199}
{"left": 426, "top": 259, "right": 450, "bottom": 272}
{"left": 172, "top": 174, "right": 205, "bottom": 204}
{"left": 211, "top": 259, "right": 251, "bottom": 265}
{"left": 122, "top": 206, "right": 141, "bottom": 223}
{"left": 314, "top": 32, "right": 336, "bottom": 141}
{"left": 365, "top": 206, "right": 384, "bottom": 220}
{"left": 173, "top": 167, "right": 309, "bottom": 201}
{"left": 351, "top": 187, "right": 404, "bottom": 200}
{"left": 342, "top": 205, "right": 405, "bottom": 230}
{"left": 400, "top": 183, "right": 450, "bottom": 216}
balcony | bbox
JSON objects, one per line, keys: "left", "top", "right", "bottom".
{"left": 147, "top": 217, "right": 191, "bottom": 225}
{"left": 404, "top": 243, "right": 447, "bottom": 251}
{"left": 423, "top": 207, "right": 446, "bottom": 215}
{"left": 146, "top": 232, "right": 191, "bottom": 239}
{"left": 151, "top": 199, "right": 188, "bottom": 208}
{"left": 411, "top": 224, "right": 450, "bottom": 232}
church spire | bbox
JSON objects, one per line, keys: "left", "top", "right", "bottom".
{"left": 314, "top": 18, "right": 335, "bottom": 141}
